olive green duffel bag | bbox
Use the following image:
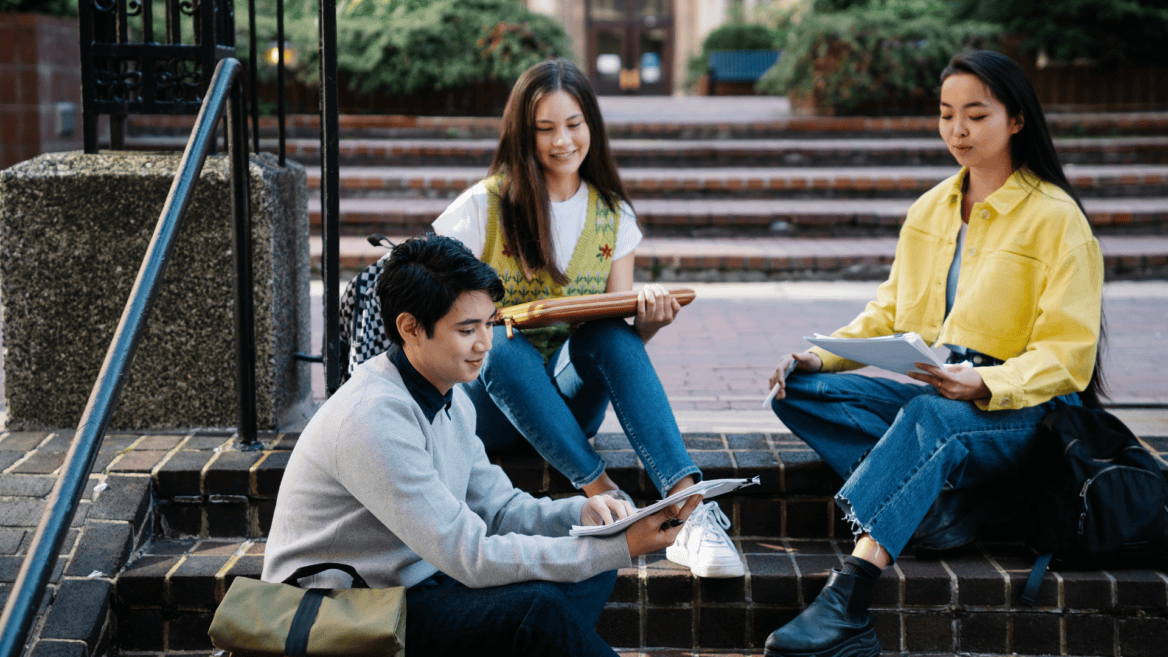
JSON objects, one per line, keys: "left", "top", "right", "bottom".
{"left": 209, "top": 562, "right": 405, "bottom": 657}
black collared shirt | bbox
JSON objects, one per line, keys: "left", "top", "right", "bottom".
{"left": 389, "top": 347, "right": 453, "bottom": 424}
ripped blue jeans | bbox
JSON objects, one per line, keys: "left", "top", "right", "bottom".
{"left": 771, "top": 372, "right": 1078, "bottom": 559}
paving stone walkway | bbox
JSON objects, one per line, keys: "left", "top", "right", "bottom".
{"left": 296, "top": 280, "right": 1168, "bottom": 435}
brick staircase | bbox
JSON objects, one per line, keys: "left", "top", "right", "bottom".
{"left": 123, "top": 110, "right": 1168, "bottom": 234}
{"left": 6, "top": 425, "right": 1166, "bottom": 657}
{"left": 39, "top": 109, "right": 1161, "bottom": 657}
{"left": 124, "top": 111, "right": 1168, "bottom": 281}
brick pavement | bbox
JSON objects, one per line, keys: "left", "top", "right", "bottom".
{"left": 3, "top": 279, "right": 1164, "bottom": 431}
{"left": 299, "top": 280, "right": 1168, "bottom": 421}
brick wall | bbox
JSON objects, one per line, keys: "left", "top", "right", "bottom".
{"left": 0, "top": 13, "right": 83, "bottom": 170}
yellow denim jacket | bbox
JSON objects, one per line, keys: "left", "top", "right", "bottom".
{"left": 811, "top": 168, "right": 1103, "bottom": 411}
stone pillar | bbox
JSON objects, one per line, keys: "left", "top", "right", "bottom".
{"left": 0, "top": 151, "right": 311, "bottom": 431}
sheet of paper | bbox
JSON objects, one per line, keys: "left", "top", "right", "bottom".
{"left": 805, "top": 332, "right": 946, "bottom": 375}
{"left": 569, "top": 476, "right": 760, "bottom": 538}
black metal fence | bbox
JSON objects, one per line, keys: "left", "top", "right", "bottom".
{"left": 0, "top": 55, "right": 252, "bottom": 657}
{"left": 79, "top": 0, "right": 236, "bottom": 151}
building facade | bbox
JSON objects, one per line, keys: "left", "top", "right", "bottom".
{"left": 525, "top": 0, "right": 778, "bottom": 96}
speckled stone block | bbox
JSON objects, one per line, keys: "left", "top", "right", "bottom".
{"left": 0, "top": 151, "right": 310, "bottom": 430}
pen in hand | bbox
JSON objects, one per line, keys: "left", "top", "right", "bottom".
{"left": 763, "top": 359, "right": 799, "bottom": 408}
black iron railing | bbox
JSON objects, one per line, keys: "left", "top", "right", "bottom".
{"left": 0, "top": 0, "right": 344, "bottom": 645}
{"left": 0, "top": 57, "right": 254, "bottom": 657}
{"left": 318, "top": 0, "right": 342, "bottom": 395}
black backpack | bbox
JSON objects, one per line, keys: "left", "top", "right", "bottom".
{"left": 1019, "top": 404, "right": 1168, "bottom": 605}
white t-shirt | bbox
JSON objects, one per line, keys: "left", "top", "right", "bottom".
{"left": 432, "top": 179, "right": 643, "bottom": 273}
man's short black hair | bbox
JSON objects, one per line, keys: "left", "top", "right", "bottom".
{"left": 378, "top": 233, "right": 505, "bottom": 345}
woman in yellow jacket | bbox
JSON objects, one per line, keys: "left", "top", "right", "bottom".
{"left": 762, "top": 50, "right": 1105, "bottom": 657}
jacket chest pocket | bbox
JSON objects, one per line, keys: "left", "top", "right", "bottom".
{"left": 958, "top": 250, "right": 1045, "bottom": 341}
{"left": 895, "top": 226, "right": 946, "bottom": 314}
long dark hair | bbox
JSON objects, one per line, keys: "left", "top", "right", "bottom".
{"left": 489, "top": 58, "right": 630, "bottom": 285}
{"left": 940, "top": 50, "right": 1107, "bottom": 406}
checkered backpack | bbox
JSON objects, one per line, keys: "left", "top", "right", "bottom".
{"left": 338, "top": 235, "right": 394, "bottom": 384}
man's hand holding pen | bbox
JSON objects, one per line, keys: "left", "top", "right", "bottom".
{"left": 624, "top": 495, "right": 702, "bottom": 558}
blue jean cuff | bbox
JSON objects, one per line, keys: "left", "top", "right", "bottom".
{"left": 834, "top": 492, "right": 898, "bottom": 565}
{"left": 572, "top": 457, "right": 609, "bottom": 490}
{"left": 658, "top": 466, "right": 703, "bottom": 497}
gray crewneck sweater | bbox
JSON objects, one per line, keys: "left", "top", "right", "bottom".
{"left": 262, "top": 350, "right": 632, "bottom": 589}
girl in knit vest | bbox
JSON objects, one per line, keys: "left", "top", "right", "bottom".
{"left": 433, "top": 58, "right": 743, "bottom": 579}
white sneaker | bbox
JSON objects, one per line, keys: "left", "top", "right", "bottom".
{"left": 666, "top": 501, "right": 745, "bottom": 578}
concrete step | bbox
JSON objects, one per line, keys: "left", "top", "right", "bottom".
{"left": 310, "top": 196, "right": 1168, "bottom": 238}
{"left": 310, "top": 234, "right": 1168, "bottom": 281}
{"left": 124, "top": 111, "right": 1168, "bottom": 139}
{"left": 307, "top": 165, "right": 1168, "bottom": 200}
{"left": 124, "top": 135, "right": 1168, "bottom": 168}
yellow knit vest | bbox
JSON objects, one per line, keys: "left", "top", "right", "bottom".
{"left": 482, "top": 174, "right": 621, "bottom": 359}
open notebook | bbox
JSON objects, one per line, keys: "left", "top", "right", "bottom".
{"left": 569, "top": 477, "right": 760, "bottom": 538}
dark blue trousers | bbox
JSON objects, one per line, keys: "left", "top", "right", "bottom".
{"left": 404, "top": 570, "right": 618, "bottom": 656}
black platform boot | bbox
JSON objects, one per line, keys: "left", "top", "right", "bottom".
{"left": 763, "top": 556, "right": 881, "bottom": 657}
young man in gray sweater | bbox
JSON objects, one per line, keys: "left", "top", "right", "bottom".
{"left": 263, "top": 234, "right": 699, "bottom": 656}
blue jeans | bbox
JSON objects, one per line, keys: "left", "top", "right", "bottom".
{"left": 463, "top": 318, "right": 700, "bottom": 496}
{"left": 404, "top": 570, "right": 618, "bottom": 656}
{"left": 772, "top": 372, "right": 1078, "bottom": 559}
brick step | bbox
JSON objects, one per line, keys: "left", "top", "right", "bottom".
{"left": 107, "top": 426, "right": 1168, "bottom": 656}
{"left": 113, "top": 535, "right": 1168, "bottom": 656}
{"left": 124, "top": 111, "right": 1168, "bottom": 139}
{"left": 140, "top": 431, "right": 840, "bottom": 542}
{"left": 306, "top": 165, "right": 1168, "bottom": 200}
{"left": 123, "top": 135, "right": 1168, "bottom": 168}
{"left": 309, "top": 197, "right": 1168, "bottom": 238}
{"left": 311, "top": 234, "right": 1168, "bottom": 281}
{"left": 6, "top": 426, "right": 1166, "bottom": 657}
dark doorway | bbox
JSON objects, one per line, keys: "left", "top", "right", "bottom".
{"left": 586, "top": 0, "right": 674, "bottom": 95}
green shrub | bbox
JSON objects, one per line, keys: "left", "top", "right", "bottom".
{"left": 241, "top": 0, "right": 572, "bottom": 95}
{"left": 687, "top": 22, "right": 781, "bottom": 89}
{"left": 952, "top": 0, "right": 1168, "bottom": 66}
{"left": 756, "top": 0, "right": 1000, "bottom": 115}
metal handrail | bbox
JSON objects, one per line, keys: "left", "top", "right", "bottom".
{"left": 319, "top": 0, "right": 342, "bottom": 395}
{"left": 0, "top": 56, "right": 256, "bottom": 657}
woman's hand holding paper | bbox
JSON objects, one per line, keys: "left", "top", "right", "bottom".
{"left": 907, "top": 362, "right": 991, "bottom": 401}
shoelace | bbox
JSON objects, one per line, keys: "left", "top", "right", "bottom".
{"left": 691, "top": 502, "right": 732, "bottom": 545}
